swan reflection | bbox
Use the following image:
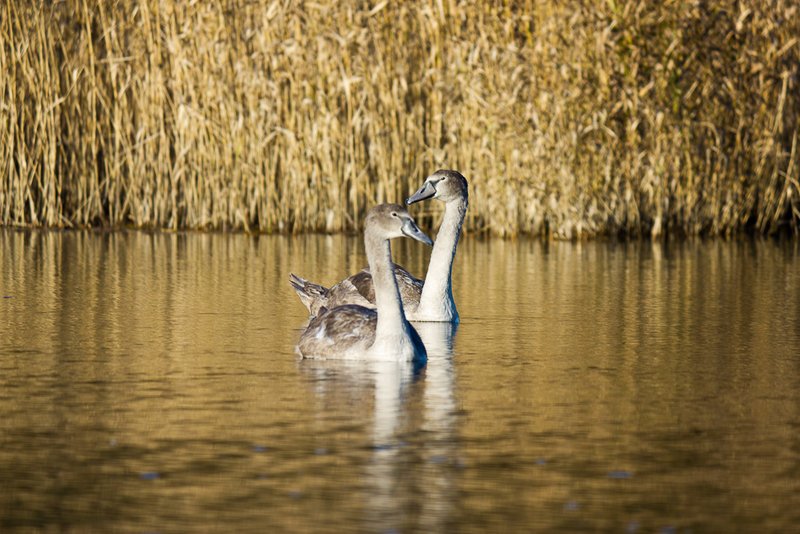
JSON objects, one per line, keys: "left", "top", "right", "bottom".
{"left": 296, "top": 321, "right": 458, "bottom": 532}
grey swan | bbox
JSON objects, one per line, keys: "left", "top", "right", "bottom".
{"left": 295, "top": 203, "right": 432, "bottom": 361}
{"left": 290, "top": 169, "right": 468, "bottom": 322}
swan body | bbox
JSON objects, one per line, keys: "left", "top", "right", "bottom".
{"left": 295, "top": 204, "right": 432, "bottom": 361}
{"left": 290, "top": 170, "right": 468, "bottom": 322}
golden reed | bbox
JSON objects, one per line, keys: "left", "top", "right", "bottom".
{"left": 1, "top": 1, "right": 798, "bottom": 237}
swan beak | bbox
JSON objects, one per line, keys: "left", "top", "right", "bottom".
{"left": 406, "top": 181, "right": 436, "bottom": 205}
{"left": 401, "top": 218, "right": 434, "bottom": 246}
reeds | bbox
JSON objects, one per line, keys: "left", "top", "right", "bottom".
{"left": 1, "top": 0, "right": 798, "bottom": 237}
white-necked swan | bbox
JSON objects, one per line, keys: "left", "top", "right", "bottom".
{"left": 294, "top": 203, "right": 432, "bottom": 361}
{"left": 290, "top": 169, "right": 468, "bottom": 322}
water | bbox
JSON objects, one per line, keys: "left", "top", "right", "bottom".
{"left": 1, "top": 228, "right": 799, "bottom": 533}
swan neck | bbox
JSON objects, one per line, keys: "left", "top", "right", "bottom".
{"left": 364, "top": 231, "right": 407, "bottom": 338}
{"left": 420, "top": 197, "right": 466, "bottom": 308}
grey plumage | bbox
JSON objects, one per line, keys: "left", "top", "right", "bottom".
{"left": 294, "top": 203, "right": 432, "bottom": 361}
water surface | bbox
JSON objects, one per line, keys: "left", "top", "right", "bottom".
{"left": 1, "top": 228, "right": 799, "bottom": 532}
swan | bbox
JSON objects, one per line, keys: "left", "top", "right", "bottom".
{"left": 294, "top": 203, "right": 432, "bottom": 361}
{"left": 290, "top": 169, "right": 468, "bottom": 322}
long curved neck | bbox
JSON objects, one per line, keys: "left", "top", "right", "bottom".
{"left": 365, "top": 231, "right": 408, "bottom": 340}
{"left": 419, "top": 196, "right": 467, "bottom": 315}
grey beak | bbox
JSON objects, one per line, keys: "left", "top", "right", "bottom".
{"left": 406, "top": 181, "right": 436, "bottom": 205}
{"left": 401, "top": 218, "right": 434, "bottom": 246}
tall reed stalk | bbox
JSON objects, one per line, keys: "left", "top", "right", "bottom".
{"left": 1, "top": 0, "right": 798, "bottom": 237}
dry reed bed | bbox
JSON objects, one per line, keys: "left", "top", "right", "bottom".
{"left": 1, "top": 0, "right": 798, "bottom": 237}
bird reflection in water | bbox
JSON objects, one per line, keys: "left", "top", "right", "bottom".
{"left": 296, "top": 321, "right": 458, "bottom": 532}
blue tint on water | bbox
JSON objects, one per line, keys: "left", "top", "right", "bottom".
{"left": 608, "top": 470, "right": 633, "bottom": 479}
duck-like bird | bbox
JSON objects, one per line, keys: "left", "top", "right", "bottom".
{"left": 295, "top": 204, "right": 432, "bottom": 361}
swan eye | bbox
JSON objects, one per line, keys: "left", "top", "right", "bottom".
{"left": 391, "top": 212, "right": 398, "bottom": 217}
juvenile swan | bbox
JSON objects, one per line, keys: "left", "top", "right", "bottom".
{"left": 290, "top": 169, "right": 468, "bottom": 322}
{"left": 294, "top": 204, "right": 433, "bottom": 361}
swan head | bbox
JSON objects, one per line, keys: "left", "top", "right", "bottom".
{"left": 366, "top": 203, "right": 434, "bottom": 246}
{"left": 406, "top": 169, "right": 469, "bottom": 205}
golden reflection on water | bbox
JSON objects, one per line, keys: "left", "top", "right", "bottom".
{"left": 1, "top": 229, "right": 799, "bottom": 532}
{"left": 451, "top": 237, "right": 800, "bottom": 531}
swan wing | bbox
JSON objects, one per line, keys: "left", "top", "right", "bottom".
{"left": 296, "top": 305, "right": 377, "bottom": 359}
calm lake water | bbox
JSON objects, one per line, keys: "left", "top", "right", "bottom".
{"left": 1, "top": 228, "right": 799, "bottom": 533}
